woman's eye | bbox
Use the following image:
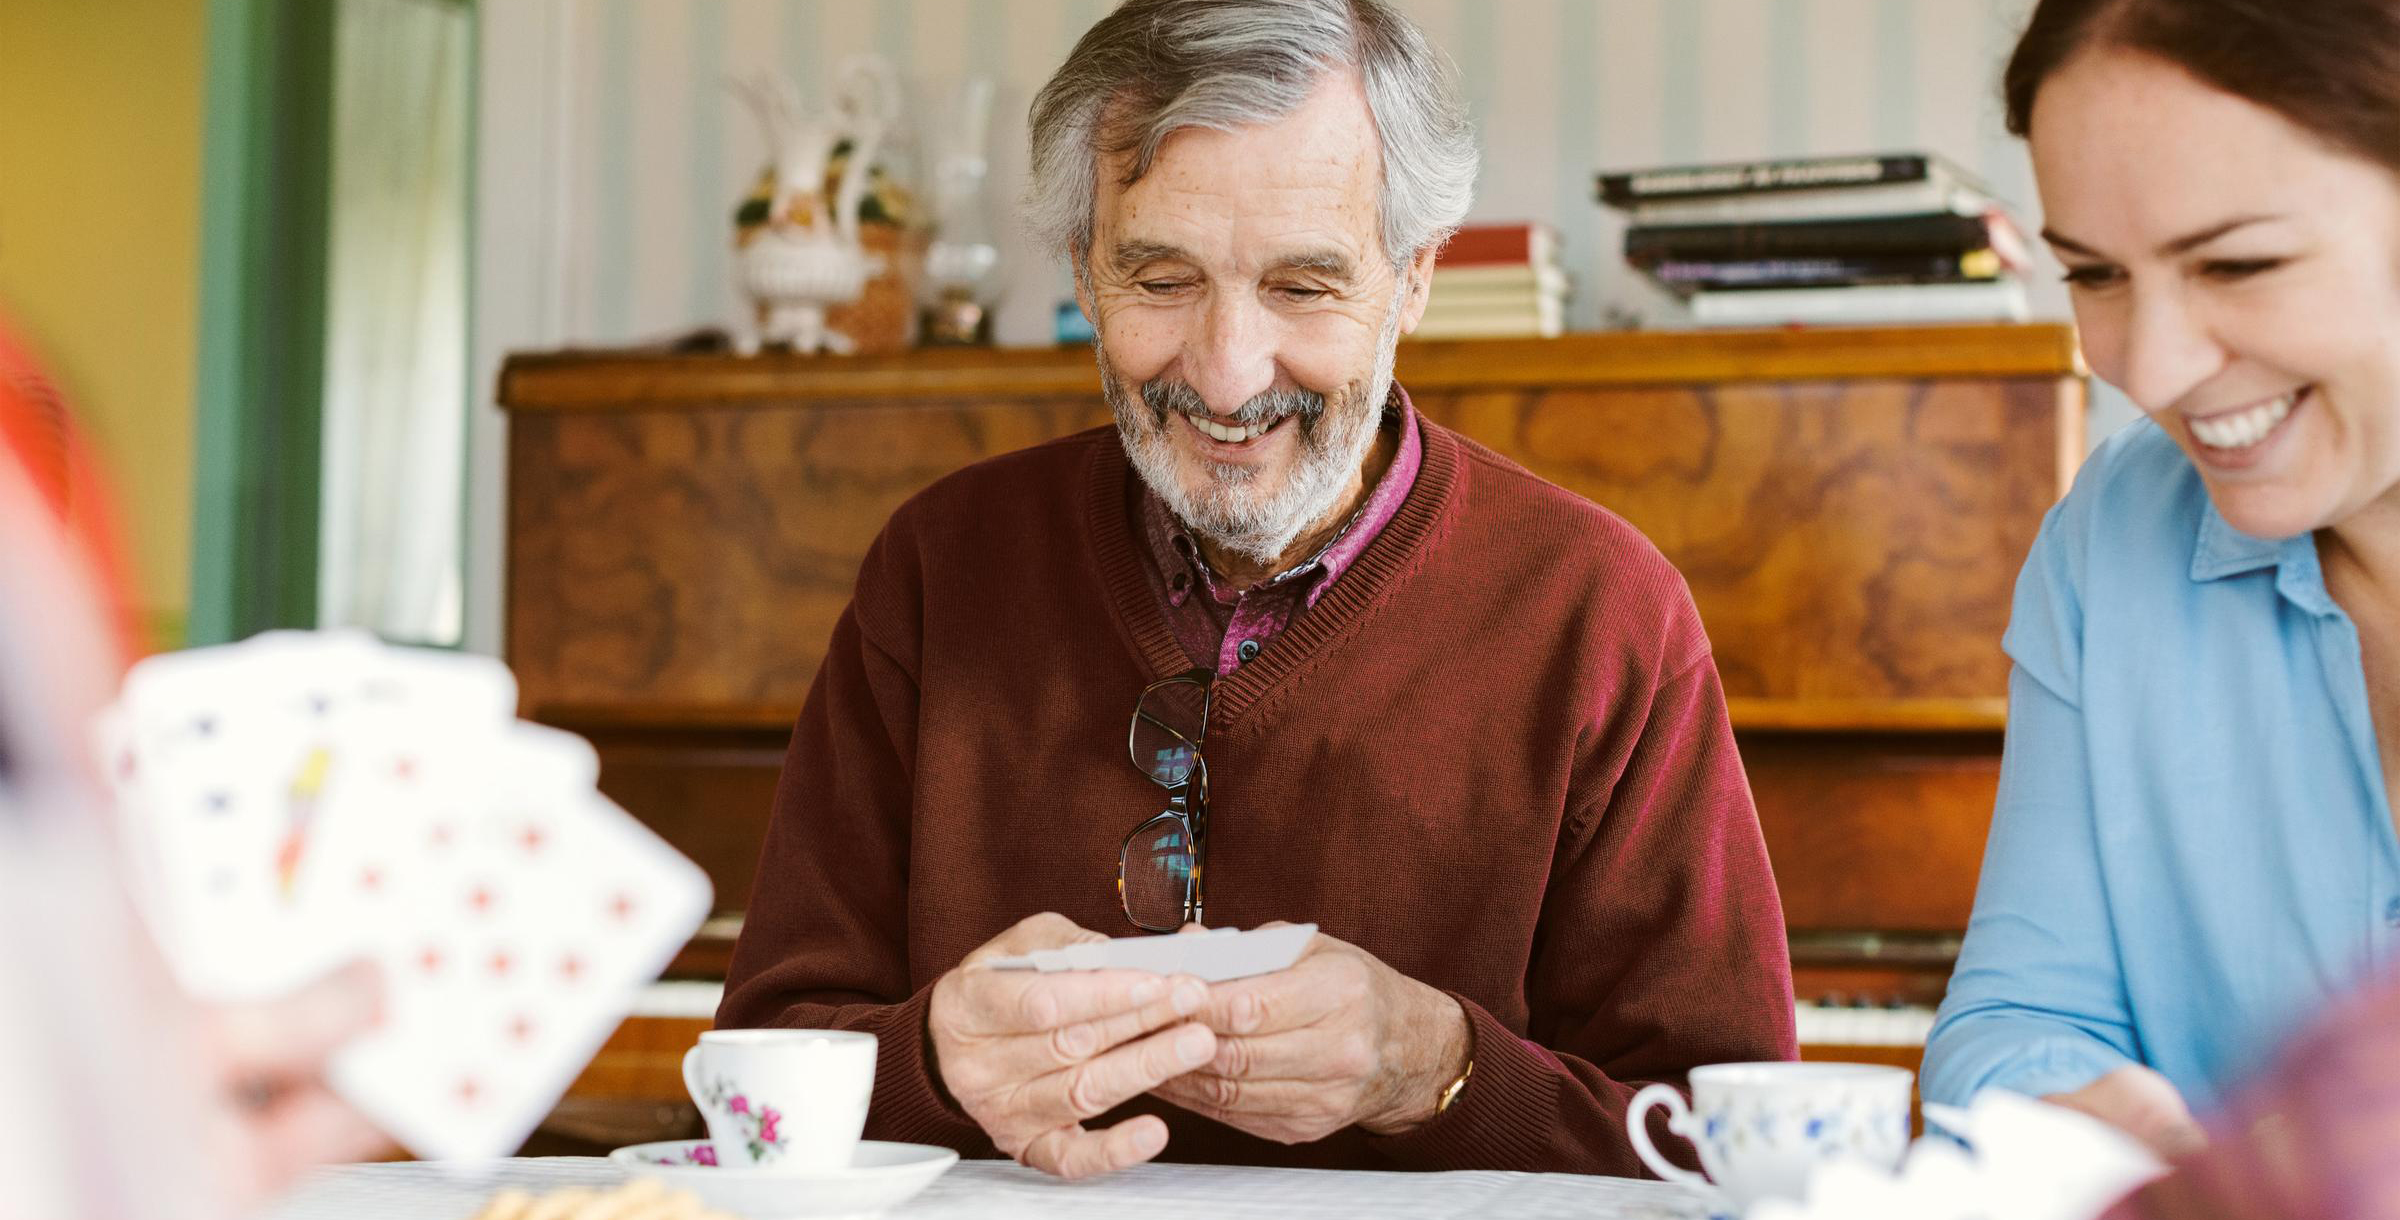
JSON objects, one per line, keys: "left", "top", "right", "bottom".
{"left": 2200, "top": 258, "right": 2286, "bottom": 281}
{"left": 2061, "top": 264, "right": 2125, "bottom": 290}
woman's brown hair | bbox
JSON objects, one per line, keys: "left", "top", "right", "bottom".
{"left": 2004, "top": 0, "right": 2400, "bottom": 179}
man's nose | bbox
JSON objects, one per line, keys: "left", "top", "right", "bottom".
{"left": 1183, "top": 293, "right": 1277, "bottom": 417}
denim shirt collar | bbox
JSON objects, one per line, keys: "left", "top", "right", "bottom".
{"left": 2190, "top": 502, "right": 2341, "bottom": 618}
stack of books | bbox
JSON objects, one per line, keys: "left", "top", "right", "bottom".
{"left": 1596, "top": 153, "right": 2031, "bottom": 327}
{"left": 1412, "top": 222, "right": 1571, "bottom": 340}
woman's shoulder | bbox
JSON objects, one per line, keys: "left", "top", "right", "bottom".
{"left": 2005, "top": 419, "right": 2213, "bottom": 686}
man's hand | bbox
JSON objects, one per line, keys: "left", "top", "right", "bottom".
{"left": 2043, "top": 1064, "right": 2207, "bottom": 1158}
{"left": 1151, "top": 925, "right": 1470, "bottom": 1143}
{"left": 928, "top": 913, "right": 1216, "bottom": 1179}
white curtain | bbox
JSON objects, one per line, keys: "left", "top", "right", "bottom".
{"left": 319, "top": 0, "right": 470, "bottom": 645}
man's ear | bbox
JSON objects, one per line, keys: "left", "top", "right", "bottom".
{"left": 1070, "top": 247, "right": 1099, "bottom": 328}
{"left": 1396, "top": 241, "right": 1440, "bottom": 334}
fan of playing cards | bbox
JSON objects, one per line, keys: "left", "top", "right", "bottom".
{"left": 91, "top": 630, "right": 713, "bottom": 1162}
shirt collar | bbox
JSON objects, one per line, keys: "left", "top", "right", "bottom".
{"left": 1301, "top": 392, "right": 1420, "bottom": 606}
{"left": 2190, "top": 500, "right": 2340, "bottom": 616}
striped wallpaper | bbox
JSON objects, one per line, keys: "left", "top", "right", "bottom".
{"left": 541, "top": 0, "right": 2068, "bottom": 349}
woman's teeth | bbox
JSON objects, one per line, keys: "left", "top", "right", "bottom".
{"left": 2189, "top": 391, "right": 2301, "bottom": 450}
{"left": 1192, "top": 415, "right": 1275, "bottom": 444}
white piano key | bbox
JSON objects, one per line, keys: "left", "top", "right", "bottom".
{"left": 631, "top": 979, "right": 726, "bottom": 1018}
{"left": 1795, "top": 1001, "right": 1937, "bottom": 1047}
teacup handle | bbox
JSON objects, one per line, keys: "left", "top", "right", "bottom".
{"left": 1627, "top": 1082, "right": 1714, "bottom": 1190}
{"left": 682, "top": 1045, "right": 704, "bottom": 1111}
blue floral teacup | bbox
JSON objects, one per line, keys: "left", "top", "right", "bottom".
{"left": 1627, "top": 1061, "right": 1912, "bottom": 1213}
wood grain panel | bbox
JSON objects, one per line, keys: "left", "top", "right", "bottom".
{"left": 1413, "top": 377, "right": 2074, "bottom": 702}
{"left": 1744, "top": 732, "right": 2001, "bottom": 934}
{"left": 565, "top": 1015, "right": 713, "bottom": 1101}
{"left": 508, "top": 398, "right": 1113, "bottom": 708}
{"left": 578, "top": 725, "right": 789, "bottom": 920}
{"left": 533, "top": 1015, "right": 712, "bottom": 1154}
{"left": 512, "top": 375, "right": 2073, "bottom": 711}
{"left": 1798, "top": 1043, "right": 1923, "bottom": 1072}
{"left": 1723, "top": 697, "right": 2005, "bottom": 732}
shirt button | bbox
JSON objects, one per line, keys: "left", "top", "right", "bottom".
{"left": 1237, "top": 639, "right": 1262, "bottom": 663}
{"left": 2384, "top": 896, "right": 2400, "bottom": 927}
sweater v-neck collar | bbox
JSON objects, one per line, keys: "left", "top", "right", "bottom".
{"left": 1083, "top": 388, "right": 1463, "bottom": 727}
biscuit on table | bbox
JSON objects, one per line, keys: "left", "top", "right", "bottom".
{"left": 468, "top": 1178, "right": 731, "bottom": 1220}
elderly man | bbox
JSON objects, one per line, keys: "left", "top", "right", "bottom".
{"left": 718, "top": 0, "right": 1795, "bottom": 1180}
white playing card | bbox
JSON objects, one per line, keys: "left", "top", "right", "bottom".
{"left": 89, "top": 702, "right": 170, "bottom": 944}
{"left": 105, "top": 632, "right": 525, "bottom": 1001}
{"left": 101, "top": 630, "right": 710, "bottom": 1161}
{"left": 114, "top": 635, "right": 386, "bottom": 999}
{"left": 986, "top": 923, "right": 1318, "bottom": 982}
{"left": 342, "top": 636, "right": 519, "bottom": 730}
{"left": 328, "top": 722, "right": 710, "bottom": 1161}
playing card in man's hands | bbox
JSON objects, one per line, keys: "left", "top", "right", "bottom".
{"left": 96, "top": 630, "right": 711, "bottom": 1160}
{"left": 986, "top": 923, "right": 1319, "bottom": 981}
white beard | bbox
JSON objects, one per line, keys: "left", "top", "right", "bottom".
{"left": 1098, "top": 292, "right": 1403, "bottom": 568}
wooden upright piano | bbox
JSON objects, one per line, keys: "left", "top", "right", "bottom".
{"left": 497, "top": 324, "right": 2085, "bottom": 1146}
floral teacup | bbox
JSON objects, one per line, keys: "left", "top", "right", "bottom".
{"left": 1628, "top": 1061, "right": 1912, "bottom": 1213}
{"left": 682, "top": 1028, "right": 877, "bottom": 1170}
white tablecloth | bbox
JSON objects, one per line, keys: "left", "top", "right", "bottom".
{"left": 264, "top": 1156, "right": 1714, "bottom": 1220}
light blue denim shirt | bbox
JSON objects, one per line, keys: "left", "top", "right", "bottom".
{"left": 1922, "top": 420, "right": 2400, "bottom": 1113}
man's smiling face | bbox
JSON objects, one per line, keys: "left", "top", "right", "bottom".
{"left": 1080, "top": 69, "right": 1436, "bottom": 568}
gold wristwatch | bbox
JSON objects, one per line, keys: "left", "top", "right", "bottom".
{"left": 1435, "top": 1058, "right": 1475, "bottom": 1115}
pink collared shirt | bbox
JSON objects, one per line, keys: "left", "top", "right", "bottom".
{"left": 1137, "top": 389, "right": 1423, "bottom": 675}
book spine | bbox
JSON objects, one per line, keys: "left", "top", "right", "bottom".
{"left": 1624, "top": 212, "right": 1993, "bottom": 263}
{"left": 1647, "top": 251, "right": 2001, "bottom": 291}
{"left": 1621, "top": 180, "right": 1982, "bottom": 228}
{"left": 1430, "top": 265, "right": 1572, "bottom": 295}
{"left": 1597, "top": 153, "right": 1929, "bottom": 207}
{"left": 1687, "top": 281, "right": 2029, "bottom": 326}
{"left": 1437, "top": 223, "right": 1554, "bottom": 266}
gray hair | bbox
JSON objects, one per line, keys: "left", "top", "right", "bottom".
{"left": 1025, "top": 0, "right": 1479, "bottom": 268}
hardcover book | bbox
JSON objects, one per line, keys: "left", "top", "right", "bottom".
{"left": 1596, "top": 152, "right": 1970, "bottom": 206}
{"left": 1684, "top": 279, "right": 2030, "bottom": 327}
{"left": 1436, "top": 222, "right": 1561, "bottom": 267}
{"left": 1624, "top": 211, "right": 2026, "bottom": 265}
{"left": 1646, "top": 250, "right": 2004, "bottom": 293}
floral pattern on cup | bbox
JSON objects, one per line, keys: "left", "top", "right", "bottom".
{"left": 1694, "top": 1088, "right": 1910, "bottom": 1168}
{"left": 699, "top": 1075, "right": 789, "bottom": 1163}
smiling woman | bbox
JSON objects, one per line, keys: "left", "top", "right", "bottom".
{"left": 2014, "top": 33, "right": 2400, "bottom": 541}
{"left": 1919, "top": 0, "right": 2400, "bottom": 1173}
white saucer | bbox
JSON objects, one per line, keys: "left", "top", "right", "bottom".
{"left": 608, "top": 1139, "right": 959, "bottom": 1219}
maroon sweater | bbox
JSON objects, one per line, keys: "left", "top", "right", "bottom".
{"left": 717, "top": 417, "right": 1797, "bottom": 1175}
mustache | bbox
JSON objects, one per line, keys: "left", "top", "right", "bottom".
{"left": 1139, "top": 380, "right": 1326, "bottom": 429}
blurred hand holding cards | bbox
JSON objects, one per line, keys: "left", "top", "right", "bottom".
{"left": 93, "top": 630, "right": 712, "bottom": 1161}
{"left": 986, "top": 923, "right": 1317, "bottom": 981}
